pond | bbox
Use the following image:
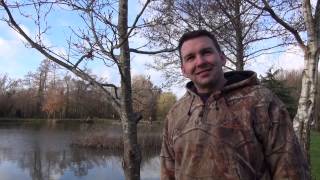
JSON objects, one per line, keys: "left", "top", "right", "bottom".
{"left": 0, "top": 121, "right": 161, "bottom": 180}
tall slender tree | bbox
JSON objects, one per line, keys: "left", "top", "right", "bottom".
{"left": 246, "top": 0, "right": 319, "bottom": 163}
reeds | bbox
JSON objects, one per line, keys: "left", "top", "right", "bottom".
{"left": 71, "top": 127, "right": 162, "bottom": 156}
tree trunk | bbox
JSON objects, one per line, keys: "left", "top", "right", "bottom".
{"left": 293, "top": 47, "right": 319, "bottom": 164}
{"left": 315, "top": 101, "right": 320, "bottom": 132}
{"left": 315, "top": 81, "right": 320, "bottom": 132}
{"left": 315, "top": 72, "right": 320, "bottom": 132}
{"left": 118, "top": 0, "right": 141, "bottom": 179}
{"left": 234, "top": 0, "right": 244, "bottom": 71}
{"left": 37, "top": 69, "right": 48, "bottom": 117}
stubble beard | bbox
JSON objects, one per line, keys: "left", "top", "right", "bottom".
{"left": 194, "top": 69, "right": 225, "bottom": 93}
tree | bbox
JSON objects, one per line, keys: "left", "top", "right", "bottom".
{"left": 157, "top": 92, "right": 177, "bottom": 121}
{"left": 131, "top": 75, "right": 160, "bottom": 123}
{"left": 1, "top": 0, "right": 170, "bottom": 179}
{"left": 42, "top": 87, "right": 65, "bottom": 119}
{"left": 35, "top": 59, "right": 53, "bottom": 117}
{"left": 246, "top": 0, "right": 319, "bottom": 164}
{"left": 0, "top": 74, "right": 19, "bottom": 117}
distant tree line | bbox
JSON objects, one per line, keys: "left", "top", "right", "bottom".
{"left": 0, "top": 60, "right": 177, "bottom": 121}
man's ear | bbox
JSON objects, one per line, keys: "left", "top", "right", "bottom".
{"left": 220, "top": 52, "right": 226, "bottom": 66}
{"left": 181, "top": 66, "right": 188, "bottom": 78}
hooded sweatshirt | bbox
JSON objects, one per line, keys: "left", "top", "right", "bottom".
{"left": 160, "top": 71, "right": 310, "bottom": 180}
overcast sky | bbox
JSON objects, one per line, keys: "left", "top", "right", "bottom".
{"left": 0, "top": 1, "right": 315, "bottom": 98}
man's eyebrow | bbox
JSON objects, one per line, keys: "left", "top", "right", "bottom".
{"left": 183, "top": 52, "right": 194, "bottom": 60}
{"left": 182, "top": 46, "right": 216, "bottom": 60}
{"left": 200, "top": 47, "right": 215, "bottom": 52}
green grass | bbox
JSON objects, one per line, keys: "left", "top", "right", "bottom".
{"left": 311, "top": 131, "right": 320, "bottom": 179}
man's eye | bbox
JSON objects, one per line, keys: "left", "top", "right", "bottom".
{"left": 203, "top": 50, "right": 213, "bottom": 56}
{"left": 185, "top": 56, "right": 194, "bottom": 62}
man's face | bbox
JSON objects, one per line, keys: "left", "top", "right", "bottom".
{"left": 180, "top": 36, "right": 226, "bottom": 93}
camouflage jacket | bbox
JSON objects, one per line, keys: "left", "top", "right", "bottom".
{"left": 160, "top": 71, "right": 310, "bottom": 180}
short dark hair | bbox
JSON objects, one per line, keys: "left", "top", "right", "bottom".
{"left": 178, "top": 30, "right": 222, "bottom": 64}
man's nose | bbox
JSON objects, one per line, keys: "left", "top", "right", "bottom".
{"left": 195, "top": 55, "right": 206, "bottom": 66}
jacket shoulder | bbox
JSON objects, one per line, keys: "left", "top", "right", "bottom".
{"left": 163, "top": 93, "right": 193, "bottom": 129}
{"left": 167, "top": 93, "right": 191, "bottom": 117}
{"left": 225, "top": 84, "right": 279, "bottom": 107}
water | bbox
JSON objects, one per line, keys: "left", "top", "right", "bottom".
{"left": 0, "top": 121, "right": 161, "bottom": 180}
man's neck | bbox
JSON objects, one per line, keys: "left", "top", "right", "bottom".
{"left": 197, "top": 92, "right": 211, "bottom": 103}
{"left": 195, "top": 78, "right": 227, "bottom": 94}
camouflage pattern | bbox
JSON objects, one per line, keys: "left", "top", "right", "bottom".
{"left": 160, "top": 71, "right": 310, "bottom": 180}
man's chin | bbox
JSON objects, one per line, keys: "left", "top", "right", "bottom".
{"left": 195, "top": 81, "right": 214, "bottom": 89}
{"left": 195, "top": 78, "right": 213, "bottom": 85}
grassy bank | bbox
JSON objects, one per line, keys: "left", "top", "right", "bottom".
{"left": 311, "top": 131, "right": 320, "bottom": 179}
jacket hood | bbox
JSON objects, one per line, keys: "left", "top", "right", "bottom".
{"left": 186, "top": 70, "right": 259, "bottom": 95}
{"left": 223, "top": 70, "right": 259, "bottom": 92}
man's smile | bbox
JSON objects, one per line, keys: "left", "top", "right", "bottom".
{"left": 195, "top": 68, "right": 212, "bottom": 75}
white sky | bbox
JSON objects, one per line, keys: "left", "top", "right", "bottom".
{"left": 0, "top": 1, "right": 318, "bottom": 99}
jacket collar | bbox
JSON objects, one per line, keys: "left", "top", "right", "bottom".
{"left": 185, "top": 70, "right": 259, "bottom": 97}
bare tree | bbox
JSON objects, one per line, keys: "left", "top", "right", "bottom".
{"left": 32, "top": 59, "right": 54, "bottom": 117}
{"left": 246, "top": 0, "right": 319, "bottom": 163}
{"left": 142, "top": 0, "right": 284, "bottom": 87}
{"left": 42, "top": 85, "right": 65, "bottom": 119}
{"left": 0, "top": 0, "right": 170, "bottom": 179}
{"left": 0, "top": 74, "right": 19, "bottom": 117}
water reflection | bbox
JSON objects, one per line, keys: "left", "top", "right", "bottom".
{"left": 0, "top": 122, "right": 160, "bottom": 180}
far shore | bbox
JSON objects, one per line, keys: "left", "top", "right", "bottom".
{"left": 0, "top": 117, "right": 164, "bottom": 125}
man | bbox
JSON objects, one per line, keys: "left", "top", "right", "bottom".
{"left": 160, "top": 30, "right": 310, "bottom": 180}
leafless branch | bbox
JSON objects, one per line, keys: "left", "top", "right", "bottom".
{"left": 129, "top": 47, "right": 177, "bottom": 54}
{"left": 100, "top": 83, "right": 119, "bottom": 99}
{"left": 246, "top": 50, "right": 287, "bottom": 61}
{"left": 243, "top": 34, "right": 280, "bottom": 45}
{"left": 245, "top": 43, "right": 286, "bottom": 58}
{"left": 246, "top": 0, "right": 306, "bottom": 50}
{"left": 114, "top": 0, "right": 151, "bottom": 49}
{"left": 88, "top": 10, "right": 119, "bottom": 62}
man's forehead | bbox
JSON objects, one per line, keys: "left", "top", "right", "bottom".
{"left": 181, "top": 37, "right": 216, "bottom": 54}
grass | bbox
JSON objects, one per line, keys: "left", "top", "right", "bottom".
{"left": 311, "top": 131, "right": 320, "bottom": 180}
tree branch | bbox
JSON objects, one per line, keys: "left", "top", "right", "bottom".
{"left": 88, "top": 10, "right": 119, "bottom": 62}
{"left": 114, "top": 0, "right": 151, "bottom": 49}
{"left": 101, "top": 83, "right": 119, "bottom": 99}
{"left": 129, "top": 47, "right": 177, "bottom": 54}
{"left": 246, "top": 0, "right": 307, "bottom": 51}
{"left": 242, "top": 11, "right": 263, "bottom": 38}
{"left": 245, "top": 43, "right": 286, "bottom": 57}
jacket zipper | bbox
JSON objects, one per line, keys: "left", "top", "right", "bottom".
{"left": 199, "top": 100, "right": 210, "bottom": 123}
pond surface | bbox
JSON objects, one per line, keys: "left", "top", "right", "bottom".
{"left": 0, "top": 121, "right": 161, "bottom": 180}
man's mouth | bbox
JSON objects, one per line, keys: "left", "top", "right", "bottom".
{"left": 195, "top": 68, "right": 211, "bottom": 75}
